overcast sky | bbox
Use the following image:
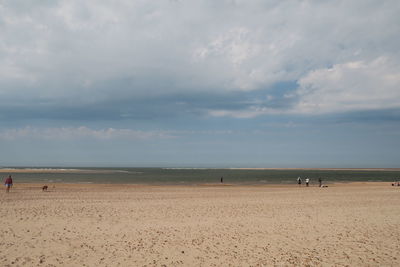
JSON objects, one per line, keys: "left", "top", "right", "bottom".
{"left": 1, "top": 0, "right": 399, "bottom": 167}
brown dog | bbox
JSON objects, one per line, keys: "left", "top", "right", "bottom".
{"left": 42, "top": 185, "right": 48, "bottom": 191}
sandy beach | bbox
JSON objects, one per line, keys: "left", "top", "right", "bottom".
{"left": 1, "top": 183, "right": 399, "bottom": 266}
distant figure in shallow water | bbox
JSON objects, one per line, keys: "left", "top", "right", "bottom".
{"left": 297, "top": 177, "right": 302, "bottom": 187}
{"left": 305, "top": 178, "right": 310, "bottom": 187}
{"left": 220, "top": 176, "right": 223, "bottom": 183}
{"left": 318, "top": 178, "right": 322, "bottom": 187}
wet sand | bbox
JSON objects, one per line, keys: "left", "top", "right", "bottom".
{"left": 1, "top": 183, "right": 399, "bottom": 266}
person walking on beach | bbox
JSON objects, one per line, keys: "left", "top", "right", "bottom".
{"left": 318, "top": 178, "right": 322, "bottom": 187}
{"left": 220, "top": 176, "right": 224, "bottom": 183}
{"left": 305, "top": 178, "right": 310, "bottom": 187}
{"left": 4, "top": 175, "right": 13, "bottom": 193}
{"left": 297, "top": 177, "right": 302, "bottom": 187}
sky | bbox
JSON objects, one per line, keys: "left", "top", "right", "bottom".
{"left": 0, "top": 0, "right": 400, "bottom": 167}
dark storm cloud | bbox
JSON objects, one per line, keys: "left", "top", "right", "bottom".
{"left": 0, "top": 82, "right": 299, "bottom": 122}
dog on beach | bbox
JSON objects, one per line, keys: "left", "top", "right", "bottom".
{"left": 42, "top": 185, "right": 48, "bottom": 191}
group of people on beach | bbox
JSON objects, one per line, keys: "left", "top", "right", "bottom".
{"left": 297, "top": 177, "right": 324, "bottom": 187}
{"left": 5, "top": 174, "right": 399, "bottom": 191}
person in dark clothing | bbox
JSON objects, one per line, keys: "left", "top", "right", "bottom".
{"left": 4, "top": 175, "right": 13, "bottom": 193}
{"left": 318, "top": 178, "right": 322, "bottom": 187}
{"left": 220, "top": 176, "right": 224, "bottom": 183}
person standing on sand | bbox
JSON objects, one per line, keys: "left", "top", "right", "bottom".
{"left": 305, "top": 178, "right": 310, "bottom": 187}
{"left": 297, "top": 177, "right": 302, "bottom": 187}
{"left": 4, "top": 175, "right": 13, "bottom": 193}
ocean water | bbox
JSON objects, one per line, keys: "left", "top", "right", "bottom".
{"left": 3, "top": 167, "right": 400, "bottom": 185}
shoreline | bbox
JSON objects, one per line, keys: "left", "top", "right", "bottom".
{"left": 0, "top": 168, "right": 120, "bottom": 173}
{"left": 1, "top": 167, "right": 400, "bottom": 173}
{"left": 8, "top": 181, "right": 395, "bottom": 190}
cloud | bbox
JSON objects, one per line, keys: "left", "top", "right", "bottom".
{"left": 0, "top": 126, "right": 174, "bottom": 140}
{"left": 0, "top": 126, "right": 240, "bottom": 141}
{"left": 294, "top": 57, "right": 400, "bottom": 114}
{"left": 208, "top": 57, "right": 400, "bottom": 118}
{"left": 208, "top": 106, "right": 280, "bottom": 119}
{"left": 207, "top": 56, "right": 400, "bottom": 118}
{"left": 0, "top": 0, "right": 399, "bottom": 122}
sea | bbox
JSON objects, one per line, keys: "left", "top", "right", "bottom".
{"left": 2, "top": 167, "right": 400, "bottom": 185}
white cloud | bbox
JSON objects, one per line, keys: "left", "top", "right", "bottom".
{"left": 208, "top": 57, "right": 400, "bottom": 118}
{"left": 294, "top": 57, "right": 400, "bottom": 114}
{"left": 208, "top": 107, "right": 281, "bottom": 119}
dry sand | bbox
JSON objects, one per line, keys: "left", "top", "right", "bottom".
{"left": 1, "top": 183, "right": 399, "bottom": 266}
